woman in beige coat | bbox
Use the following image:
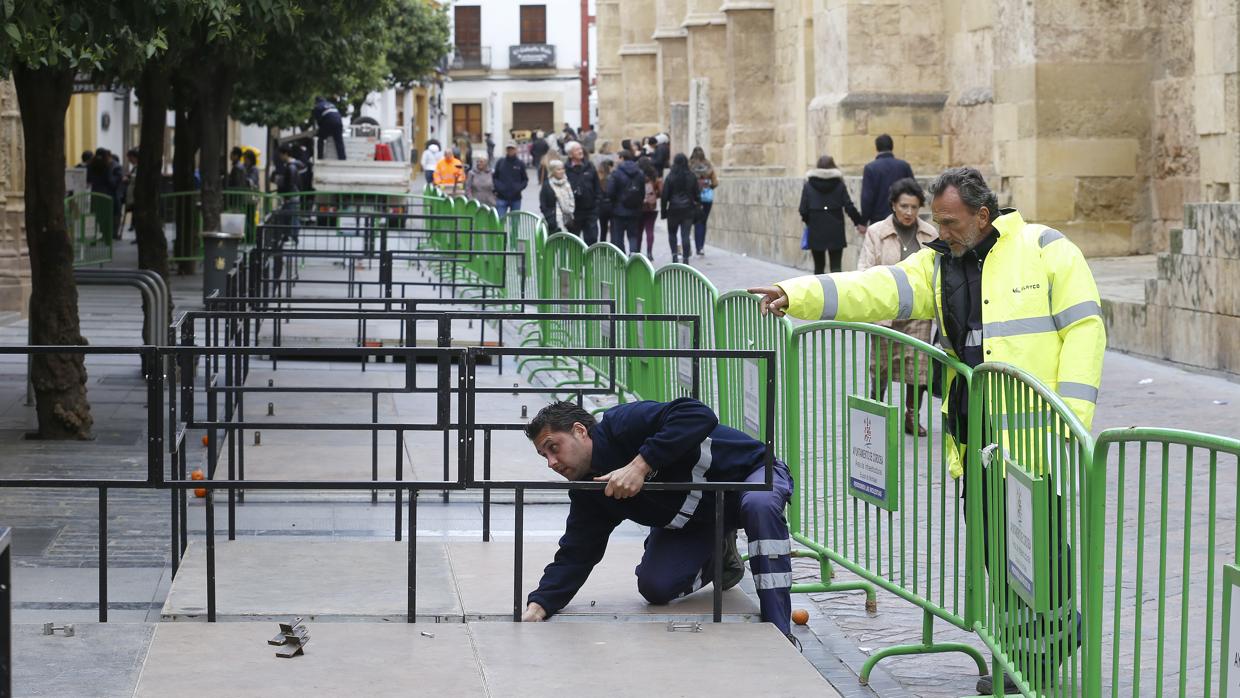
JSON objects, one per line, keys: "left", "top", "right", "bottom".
{"left": 857, "top": 177, "right": 939, "bottom": 436}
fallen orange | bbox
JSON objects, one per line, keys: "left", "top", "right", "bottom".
{"left": 201, "top": 434, "right": 209, "bottom": 447}
{"left": 791, "top": 608, "right": 809, "bottom": 625}
{"left": 191, "top": 468, "right": 206, "bottom": 498}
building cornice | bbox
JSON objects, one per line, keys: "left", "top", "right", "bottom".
{"left": 681, "top": 12, "right": 727, "bottom": 28}
{"left": 618, "top": 43, "right": 659, "bottom": 56}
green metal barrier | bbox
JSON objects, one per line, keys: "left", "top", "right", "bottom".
{"left": 1089, "top": 428, "right": 1240, "bottom": 698}
{"left": 968, "top": 362, "right": 1092, "bottom": 696}
{"left": 624, "top": 254, "right": 659, "bottom": 401}
{"left": 789, "top": 320, "right": 986, "bottom": 683}
{"left": 523, "top": 232, "right": 589, "bottom": 385}
{"left": 65, "top": 192, "right": 114, "bottom": 267}
{"left": 584, "top": 242, "right": 630, "bottom": 396}
{"left": 505, "top": 210, "right": 544, "bottom": 300}
{"left": 714, "top": 291, "right": 791, "bottom": 449}
{"left": 653, "top": 263, "right": 719, "bottom": 405}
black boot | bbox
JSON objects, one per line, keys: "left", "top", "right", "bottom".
{"left": 975, "top": 673, "right": 1019, "bottom": 695}
{"left": 721, "top": 529, "right": 744, "bottom": 590}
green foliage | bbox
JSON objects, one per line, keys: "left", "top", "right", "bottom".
{"left": 385, "top": 0, "right": 450, "bottom": 87}
{"left": 230, "top": 0, "right": 451, "bottom": 128}
{"left": 0, "top": 0, "right": 167, "bottom": 74}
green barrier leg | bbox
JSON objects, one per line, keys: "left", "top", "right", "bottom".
{"left": 746, "top": 547, "right": 878, "bottom": 605}
{"left": 858, "top": 608, "right": 988, "bottom": 686}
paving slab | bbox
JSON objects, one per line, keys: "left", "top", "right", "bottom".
{"left": 11, "top": 622, "right": 154, "bottom": 698}
{"left": 134, "top": 623, "right": 486, "bottom": 698}
{"left": 470, "top": 622, "right": 839, "bottom": 697}
{"left": 162, "top": 540, "right": 461, "bottom": 622}
{"left": 447, "top": 539, "right": 760, "bottom": 621}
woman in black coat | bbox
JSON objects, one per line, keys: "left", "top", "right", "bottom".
{"left": 799, "top": 155, "right": 865, "bottom": 273}
{"left": 660, "top": 153, "right": 700, "bottom": 264}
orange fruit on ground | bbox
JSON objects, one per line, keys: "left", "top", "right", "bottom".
{"left": 791, "top": 608, "right": 809, "bottom": 625}
{"left": 191, "top": 468, "right": 206, "bottom": 498}
{"left": 201, "top": 434, "right": 209, "bottom": 447}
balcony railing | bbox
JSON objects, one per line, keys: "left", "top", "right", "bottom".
{"left": 451, "top": 45, "right": 491, "bottom": 71}
{"left": 509, "top": 43, "right": 556, "bottom": 69}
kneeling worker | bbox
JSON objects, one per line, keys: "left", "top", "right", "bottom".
{"left": 520, "top": 398, "right": 796, "bottom": 638}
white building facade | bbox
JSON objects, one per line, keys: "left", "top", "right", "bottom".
{"left": 437, "top": 0, "right": 590, "bottom": 157}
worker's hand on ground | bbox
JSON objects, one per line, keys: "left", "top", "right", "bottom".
{"left": 747, "top": 286, "right": 789, "bottom": 317}
{"left": 593, "top": 454, "right": 651, "bottom": 499}
{"left": 521, "top": 602, "right": 547, "bottom": 622}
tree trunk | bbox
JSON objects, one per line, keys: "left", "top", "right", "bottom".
{"left": 171, "top": 91, "right": 199, "bottom": 276}
{"left": 197, "top": 63, "right": 236, "bottom": 235}
{"left": 134, "top": 65, "right": 171, "bottom": 281}
{"left": 13, "top": 65, "right": 94, "bottom": 440}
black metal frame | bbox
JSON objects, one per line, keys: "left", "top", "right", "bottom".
{"left": 1, "top": 526, "right": 9, "bottom": 698}
{"left": 0, "top": 340, "right": 775, "bottom": 627}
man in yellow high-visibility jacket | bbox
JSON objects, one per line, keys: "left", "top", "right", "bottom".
{"left": 749, "top": 167, "right": 1105, "bottom": 694}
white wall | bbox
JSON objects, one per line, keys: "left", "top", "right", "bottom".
{"left": 447, "top": 0, "right": 582, "bottom": 72}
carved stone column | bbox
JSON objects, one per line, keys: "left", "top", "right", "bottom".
{"left": 654, "top": 0, "right": 689, "bottom": 134}
{"left": 720, "top": 1, "right": 777, "bottom": 169}
{"left": 0, "top": 78, "right": 31, "bottom": 317}
{"left": 682, "top": 0, "right": 728, "bottom": 159}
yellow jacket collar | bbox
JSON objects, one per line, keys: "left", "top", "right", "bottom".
{"left": 990, "top": 208, "right": 1024, "bottom": 238}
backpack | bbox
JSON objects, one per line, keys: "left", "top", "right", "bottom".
{"left": 619, "top": 169, "right": 645, "bottom": 210}
{"left": 642, "top": 181, "right": 658, "bottom": 211}
{"left": 699, "top": 176, "right": 715, "bottom": 203}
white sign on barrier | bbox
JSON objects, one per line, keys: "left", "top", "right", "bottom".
{"left": 558, "top": 268, "right": 572, "bottom": 316}
{"left": 742, "top": 359, "right": 761, "bottom": 438}
{"left": 1006, "top": 472, "right": 1037, "bottom": 601}
{"left": 1224, "top": 564, "right": 1240, "bottom": 698}
{"left": 599, "top": 281, "right": 613, "bottom": 346}
{"left": 677, "top": 321, "right": 694, "bottom": 392}
{"left": 847, "top": 397, "right": 895, "bottom": 510}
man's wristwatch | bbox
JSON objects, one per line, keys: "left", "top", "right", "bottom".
{"left": 643, "top": 467, "right": 659, "bottom": 482}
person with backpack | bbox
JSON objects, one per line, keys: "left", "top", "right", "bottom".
{"left": 688, "top": 147, "right": 718, "bottom": 256}
{"left": 637, "top": 156, "right": 662, "bottom": 260}
{"left": 660, "top": 154, "right": 701, "bottom": 264}
{"left": 606, "top": 151, "right": 646, "bottom": 257}
{"left": 596, "top": 160, "right": 618, "bottom": 250}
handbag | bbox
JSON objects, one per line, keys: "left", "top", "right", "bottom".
{"left": 800, "top": 225, "right": 810, "bottom": 251}
{"left": 700, "top": 186, "right": 714, "bottom": 203}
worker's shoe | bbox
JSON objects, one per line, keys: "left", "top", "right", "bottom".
{"left": 786, "top": 633, "right": 803, "bottom": 652}
{"left": 721, "top": 529, "right": 745, "bottom": 590}
{"left": 974, "top": 673, "right": 1018, "bottom": 695}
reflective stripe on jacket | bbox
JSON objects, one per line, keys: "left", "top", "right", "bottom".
{"left": 775, "top": 209, "right": 1105, "bottom": 478}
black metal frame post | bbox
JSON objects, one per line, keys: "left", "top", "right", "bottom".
{"left": 0, "top": 527, "right": 9, "bottom": 698}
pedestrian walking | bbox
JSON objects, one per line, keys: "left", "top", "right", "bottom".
{"left": 749, "top": 167, "right": 1105, "bottom": 695}
{"left": 518, "top": 399, "right": 796, "bottom": 641}
{"left": 420, "top": 142, "right": 442, "bottom": 185}
{"left": 859, "top": 133, "right": 915, "bottom": 225}
{"left": 606, "top": 151, "right": 646, "bottom": 257}
{"left": 581, "top": 125, "right": 598, "bottom": 155}
{"left": 122, "top": 148, "right": 139, "bottom": 242}
{"left": 484, "top": 132, "right": 495, "bottom": 162}
{"left": 856, "top": 177, "right": 939, "bottom": 436}
{"left": 492, "top": 143, "right": 529, "bottom": 216}
{"left": 540, "top": 160, "right": 576, "bottom": 234}
{"left": 661, "top": 154, "right": 701, "bottom": 264}
{"left": 688, "top": 147, "right": 717, "bottom": 257}
{"left": 531, "top": 131, "right": 551, "bottom": 184}
{"left": 564, "top": 141, "right": 600, "bottom": 245}
{"left": 226, "top": 147, "right": 249, "bottom": 189}
{"left": 638, "top": 157, "right": 661, "bottom": 259}
{"left": 466, "top": 155, "right": 497, "bottom": 207}
{"left": 798, "top": 155, "right": 865, "bottom": 274}
{"left": 242, "top": 151, "right": 260, "bottom": 190}
{"left": 597, "top": 160, "right": 618, "bottom": 250}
